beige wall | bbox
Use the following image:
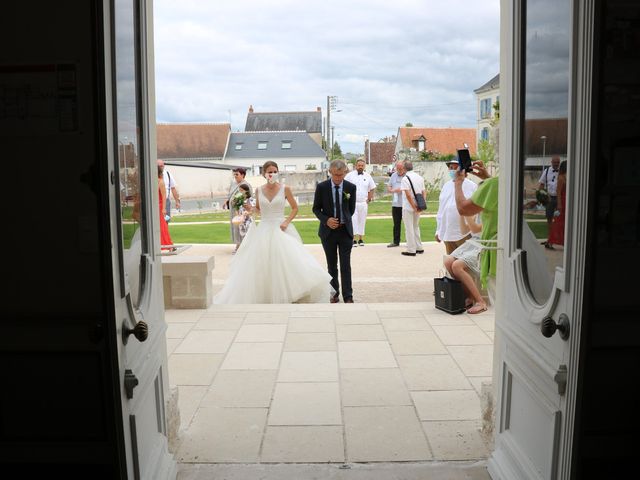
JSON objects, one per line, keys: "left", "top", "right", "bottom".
{"left": 163, "top": 165, "right": 326, "bottom": 200}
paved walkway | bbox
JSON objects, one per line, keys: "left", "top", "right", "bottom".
{"left": 165, "top": 243, "right": 494, "bottom": 476}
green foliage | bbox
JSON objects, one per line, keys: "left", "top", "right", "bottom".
{"left": 492, "top": 99, "right": 500, "bottom": 124}
{"left": 405, "top": 122, "right": 413, "bottom": 127}
{"left": 331, "top": 141, "right": 343, "bottom": 158}
{"left": 305, "top": 164, "right": 317, "bottom": 170}
{"left": 478, "top": 139, "right": 495, "bottom": 164}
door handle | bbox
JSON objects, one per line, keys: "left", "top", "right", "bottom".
{"left": 122, "top": 320, "right": 149, "bottom": 345}
{"left": 540, "top": 313, "right": 570, "bottom": 340}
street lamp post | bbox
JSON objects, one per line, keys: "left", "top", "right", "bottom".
{"left": 119, "top": 137, "right": 129, "bottom": 201}
{"left": 540, "top": 135, "right": 547, "bottom": 158}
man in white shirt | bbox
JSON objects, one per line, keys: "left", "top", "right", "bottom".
{"left": 536, "top": 155, "right": 560, "bottom": 249}
{"left": 435, "top": 160, "right": 478, "bottom": 254}
{"left": 386, "top": 160, "right": 405, "bottom": 247}
{"left": 400, "top": 161, "right": 426, "bottom": 256}
{"left": 345, "top": 159, "right": 376, "bottom": 247}
{"left": 157, "top": 159, "right": 181, "bottom": 222}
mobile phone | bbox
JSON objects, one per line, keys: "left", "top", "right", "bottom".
{"left": 457, "top": 148, "right": 473, "bottom": 173}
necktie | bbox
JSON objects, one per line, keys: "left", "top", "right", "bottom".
{"left": 335, "top": 185, "right": 341, "bottom": 223}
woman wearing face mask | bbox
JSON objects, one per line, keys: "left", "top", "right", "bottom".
{"left": 214, "top": 161, "right": 333, "bottom": 304}
{"left": 434, "top": 160, "right": 478, "bottom": 255}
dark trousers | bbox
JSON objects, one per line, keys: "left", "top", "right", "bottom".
{"left": 321, "top": 227, "right": 353, "bottom": 301}
{"left": 392, "top": 206, "right": 403, "bottom": 244}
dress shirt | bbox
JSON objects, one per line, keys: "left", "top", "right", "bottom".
{"left": 345, "top": 170, "right": 376, "bottom": 202}
{"left": 387, "top": 172, "right": 405, "bottom": 207}
{"left": 436, "top": 179, "right": 478, "bottom": 241}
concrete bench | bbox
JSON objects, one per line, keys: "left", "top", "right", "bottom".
{"left": 161, "top": 255, "right": 215, "bottom": 309}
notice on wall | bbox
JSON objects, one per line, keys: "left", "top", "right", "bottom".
{"left": 0, "top": 63, "right": 78, "bottom": 135}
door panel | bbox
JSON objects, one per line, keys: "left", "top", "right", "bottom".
{"left": 489, "top": 1, "right": 594, "bottom": 478}
{"left": 108, "top": 0, "right": 175, "bottom": 478}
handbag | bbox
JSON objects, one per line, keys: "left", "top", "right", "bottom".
{"left": 407, "top": 176, "right": 427, "bottom": 211}
{"left": 434, "top": 276, "right": 466, "bottom": 314}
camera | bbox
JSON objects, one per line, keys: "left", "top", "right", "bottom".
{"left": 457, "top": 148, "right": 473, "bottom": 173}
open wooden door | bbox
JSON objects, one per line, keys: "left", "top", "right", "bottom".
{"left": 488, "top": 0, "right": 595, "bottom": 478}
{"left": 108, "top": 0, "right": 176, "bottom": 478}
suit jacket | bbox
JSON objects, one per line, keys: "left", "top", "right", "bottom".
{"left": 313, "top": 179, "right": 357, "bottom": 239}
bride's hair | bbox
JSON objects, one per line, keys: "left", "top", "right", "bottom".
{"left": 262, "top": 160, "right": 279, "bottom": 174}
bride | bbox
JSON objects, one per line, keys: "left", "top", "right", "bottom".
{"left": 213, "top": 161, "right": 332, "bottom": 304}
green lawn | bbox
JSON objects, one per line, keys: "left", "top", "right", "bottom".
{"left": 169, "top": 217, "right": 438, "bottom": 244}
{"left": 171, "top": 191, "right": 441, "bottom": 223}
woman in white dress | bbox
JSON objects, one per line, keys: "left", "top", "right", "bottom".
{"left": 214, "top": 161, "right": 332, "bottom": 304}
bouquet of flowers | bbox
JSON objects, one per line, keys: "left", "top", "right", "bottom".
{"left": 231, "top": 192, "right": 247, "bottom": 211}
{"left": 535, "top": 188, "right": 549, "bottom": 206}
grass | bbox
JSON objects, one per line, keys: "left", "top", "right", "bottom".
{"left": 170, "top": 191, "right": 441, "bottom": 223}
{"left": 169, "top": 217, "right": 438, "bottom": 245}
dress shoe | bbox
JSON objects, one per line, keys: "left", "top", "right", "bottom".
{"left": 344, "top": 298, "right": 354, "bottom": 303}
{"left": 330, "top": 294, "right": 340, "bottom": 303}
{"left": 387, "top": 243, "right": 399, "bottom": 248}
{"left": 353, "top": 240, "right": 358, "bottom": 247}
{"left": 358, "top": 240, "right": 364, "bottom": 246}
{"left": 401, "top": 251, "right": 416, "bottom": 256}
{"left": 416, "top": 250, "right": 424, "bottom": 254}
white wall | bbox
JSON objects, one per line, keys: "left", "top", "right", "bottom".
{"left": 219, "top": 156, "right": 325, "bottom": 173}
{"left": 163, "top": 165, "right": 326, "bottom": 200}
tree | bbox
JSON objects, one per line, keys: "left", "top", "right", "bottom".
{"left": 405, "top": 122, "right": 413, "bottom": 127}
{"left": 478, "top": 139, "right": 495, "bottom": 165}
{"left": 332, "top": 141, "right": 343, "bottom": 158}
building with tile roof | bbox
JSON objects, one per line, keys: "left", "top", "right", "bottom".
{"left": 156, "top": 123, "right": 231, "bottom": 160}
{"left": 223, "top": 131, "right": 327, "bottom": 173}
{"left": 395, "top": 127, "right": 477, "bottom": 157}
{"left": 244, "top": 106, "right": 323, "bottom": 146}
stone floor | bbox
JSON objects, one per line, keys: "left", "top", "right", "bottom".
{"left": 165, "top": 243, "right": 495, "bottom": 478}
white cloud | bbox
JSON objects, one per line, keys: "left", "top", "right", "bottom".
{"left": 154, "top": 0, "right": 500, "bottom": 153}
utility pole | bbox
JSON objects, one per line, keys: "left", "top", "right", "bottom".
{"left": 331, "top": 126, "right": 335, "bottom": 159}
{"left": 326, "top": 96, "right": 331, "bottom": 154}
{"left": 326, "top": 95, "right": 337, "bottom": 156}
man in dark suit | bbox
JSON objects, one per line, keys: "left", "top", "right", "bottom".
{"left": 313, "top": 159, "right": 357, "bottom": 303}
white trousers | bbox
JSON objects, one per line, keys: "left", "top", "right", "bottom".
{"left": 402, "top": 208, "right": 422, "bottom": 253}
{"left": 352, "top": 201, "right": 368, "bottom": 236}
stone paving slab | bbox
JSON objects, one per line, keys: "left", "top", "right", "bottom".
{"left": 166, "top": 244, "right": 495, "bottom": 467}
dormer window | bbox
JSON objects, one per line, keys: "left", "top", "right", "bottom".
{"left": 235, "top": 143, "right": 243, "bottom": 150}
{"left": 257, "top": 141, "right": 268, "bottom": 150}
{"left": 417, "top": 135, "right": 426, "bottom": 152}
{"left": 281, "top": 140, "right": 292, "bottom": 149}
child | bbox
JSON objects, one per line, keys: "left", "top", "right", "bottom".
{"left": 236, "top": 183, "right": 254, "bottom": 238}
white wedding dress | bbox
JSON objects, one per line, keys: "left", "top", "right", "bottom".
{"left": 213, "top": 184, "right": 332, "bottom": 304}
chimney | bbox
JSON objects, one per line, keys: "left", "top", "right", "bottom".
{"left": 249, "top": 105, "right": 254, "bottom": 113}
{"left": 317, "top": 106, "right": 321, "bottom": 112}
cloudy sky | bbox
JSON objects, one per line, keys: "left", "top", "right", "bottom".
{"left": 154, "top": 0, "right": 500, "bottom": 154}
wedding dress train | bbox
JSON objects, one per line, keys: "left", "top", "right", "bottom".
{"left": 213, "top": 185, "right": 332, "bottom": 304}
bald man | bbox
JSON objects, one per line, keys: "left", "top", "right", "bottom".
{"left": 157, "top": 159, "right": 180, "bottom": 221}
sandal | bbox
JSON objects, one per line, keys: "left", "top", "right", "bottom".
{"left": 464, "top": 298, "right": 474, "bottom": 310}
{"left": 467, "top": 303, "right": 488, "bottom": 314}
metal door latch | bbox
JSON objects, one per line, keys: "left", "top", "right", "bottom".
{"left": 124, "top": 369, "right": 139, "bottom": 399}
{"left": 554, "top": 365, "right": 567, "bottom": 395}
